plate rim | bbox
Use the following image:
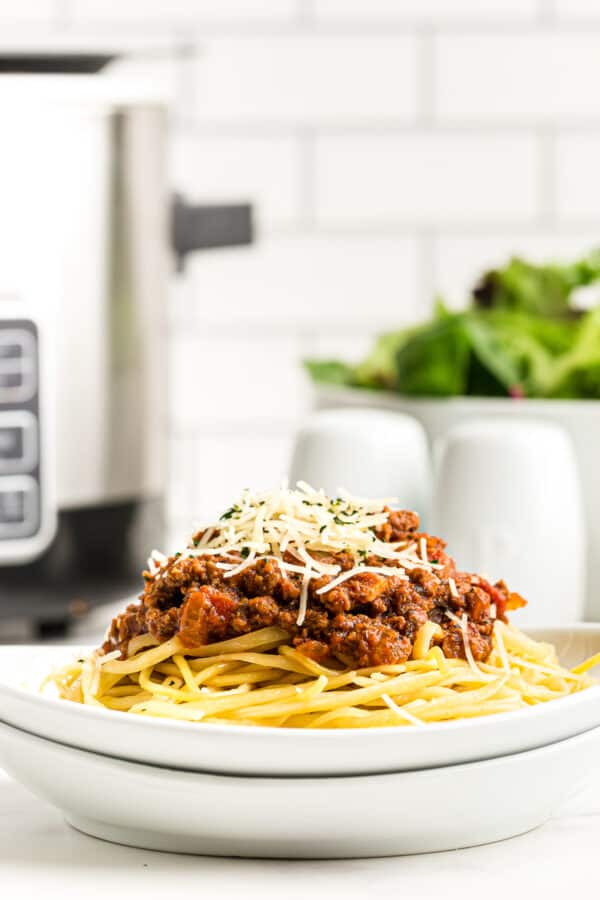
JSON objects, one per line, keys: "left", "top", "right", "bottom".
{"left": 2, "top": 714, "right": 600, "bottom": 782}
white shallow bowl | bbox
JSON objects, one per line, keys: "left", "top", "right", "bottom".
{"left": 1, "top": 719, "right": 599, "bottom": 858}
{"left": 0, "top": 626, "right": 599, "bottom": 776}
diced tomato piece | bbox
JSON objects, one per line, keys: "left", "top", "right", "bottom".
{"left": 506, "top": 592, "right": 527, "bottom": 611}
{"left": 479, "top": 578, "right": 512, "bottom": 620}
{"left": 178, "top": 586, "right": 236, "bottom": 649}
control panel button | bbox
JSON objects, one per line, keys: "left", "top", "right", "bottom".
{"left": 0, "top": 412, "right": 37, "bottom": 473}
{"left": 0, "top": 371, "right": 25, "bottom": 389}
{"left": 0, "top": 476, "right": 38, "bottom": 538}
{"left": 0, "top": 315, "right": 52, "bottom": 558}
{"left": 0, "top": 343, "right": 24, "bottom": 360}
{"left": 0, "top": 489, "right": 25, "bottom": 523}
{"left": 0, "top": 426, "right": 23, "bottom": 460}
{"left": 0, "top": 329, "right": 36, "bottom": 403}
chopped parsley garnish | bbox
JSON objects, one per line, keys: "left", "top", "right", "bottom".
{"left": 220, "top": 503, "right": 242, "bottom": 520}
{"left": 241, "top": 546, "right": 250, "bottom": 558}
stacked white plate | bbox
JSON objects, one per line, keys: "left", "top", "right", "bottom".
{"left": 1, "top": 625, "right": 600, "bottom": 858}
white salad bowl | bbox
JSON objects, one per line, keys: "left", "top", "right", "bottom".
{"left": 0, "top": 625, "right": 598, "bottom": 776}
{"left": 0, "top": 718, "right": 599, "bottom": 857}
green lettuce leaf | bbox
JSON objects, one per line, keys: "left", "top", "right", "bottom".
{"left": 303, "top": 359, "right": 354, "bottom": 386}
{"left": 303, "top": 249, "right": 600, "bottom": 400}
{"left": 472, "top": 250, "right": 600, "bottom": 318}
{"left": 393, "top": 314, "right": 471, "bottom": 396}
{"left": 544, "top": 307, "right": 600, "bottom": 398}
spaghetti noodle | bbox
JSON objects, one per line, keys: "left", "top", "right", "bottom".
{"left": 46, "top": 619, "right": 596, "bottom": 728}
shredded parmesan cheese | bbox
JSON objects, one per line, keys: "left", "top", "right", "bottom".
{"left": 90, "top": 653, "right": 106, "bottom": 695}
{"left": 315, "top": 565, "right": 408, "bottom": 596}
{"left": 148, "top": 549, "right": 167, "bottom": 571}
{"left": 155, "top": 484, "right": 442, "bottom": 625}
{"left": 448, "top": 577, "right": 459, "bottom": 599}
{"left": 297, "top": 570, "right": 313, "bottom": 626}
{"left": 381, "top": 693, "right": 425, "bottom": 726}
{"left": 493, "top": 621, "right": 511, "bottom": 675}
{"left": 445, "top": 610, "right": 487, "bottom": 678}
{"left": 97, "top": 650, "right": 121, "bottom": 667}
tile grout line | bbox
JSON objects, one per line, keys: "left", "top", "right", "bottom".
{"left": 170, "top": 421, "right": 308, "bottom": 440}
{"left": 175, "top": 221, "right": 600, "bottom": 241}
{"left": 415, "top": 26, "right": 436, "bottom": 127}
{"left": 174, "top": 120, "right": 600, "bottom": 138}
{"left": 35, "top": 20, "right": 600, "bottom": 37}
{"left": 536, "top": 127, "right": 558, "bottom": 227}
{"left": 296, "top": 128, "right": 318, "bottom": 230}
{"left": 415, "top": 230, "right": 437, "bottom": 316}
{"left": 428, "top": 233, "right": 441, "bottom": 301}
{"left": 173, "top": 40, "right": 199, "bottom": 123}
{"left": 537, "top": 0, "right": 557, "bottom": 24}
{"left": 52, "top": 0, "right": 72, "bottom": 29}
{"left": 295, "top": 0, "right": 315, "bottom": 28}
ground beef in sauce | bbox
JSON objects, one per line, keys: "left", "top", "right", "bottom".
{"left": 103, "top": 508, "right": 523, "bottom": 668}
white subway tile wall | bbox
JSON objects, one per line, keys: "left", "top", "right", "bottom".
{"left": 169, "top": 135, "right": 302, "bottom": 229}
{"left": 314, "top": 134, "right": 539, "bottom": 225}
{"left": 315, "top": 0, "right": 540, "bottom": 23}
{"left": 7, "top": 0, "right": 600, "bottom": 543}
{"left": 0, "top": 1, "right": 56, "bottom": 20}
{"left": 555, "top": 0, "right": 600, "bottom": 20}
{"left": 435, "top": 34, "right": 600, "bottom": 122}
{"left": 169, "top": 333, "right": 310, "bottom": 430}
{"left": 186, "top": 37, "right": 418, "bottom": 125}
{"left": 69, "top": 0, "right": 300, "bottom": 24}
{"left": 183, "top": 236, "right": 420, "bottom": 328}
{"left": 556, "top": 136, "right": 600, "bottom": 222}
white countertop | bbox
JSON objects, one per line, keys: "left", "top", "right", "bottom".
{"left": 2, "top": 764, "right": 600, "bottom": 900}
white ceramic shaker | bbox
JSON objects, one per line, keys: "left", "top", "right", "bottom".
{"left": 289, "top": 408, "right": 431, "bottom": 523}
{"left": 431, "top": 419, "right": 586, "bottom": 624}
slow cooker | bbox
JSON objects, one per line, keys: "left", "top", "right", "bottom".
{"left": 0, "top": 53, "right": 252, "bottom": 636}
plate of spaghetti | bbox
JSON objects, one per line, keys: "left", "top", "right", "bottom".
{"left": 1, "top": 483, "right": 600, "bottom": 776}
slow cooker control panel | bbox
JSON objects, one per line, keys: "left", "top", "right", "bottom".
{"left": 0, "top": 320, "right": 41, "bottom": 541}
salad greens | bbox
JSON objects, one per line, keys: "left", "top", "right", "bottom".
{"left": 305, "top": 251, "right": 600, "bottom": 399}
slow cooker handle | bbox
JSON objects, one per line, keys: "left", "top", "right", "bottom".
{"left": 171, "top": 194, "right": 254, "bottom": 273}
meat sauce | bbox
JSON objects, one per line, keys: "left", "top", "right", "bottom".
{"left": 103, "top": 508, "right": 525, "bottom": 668}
